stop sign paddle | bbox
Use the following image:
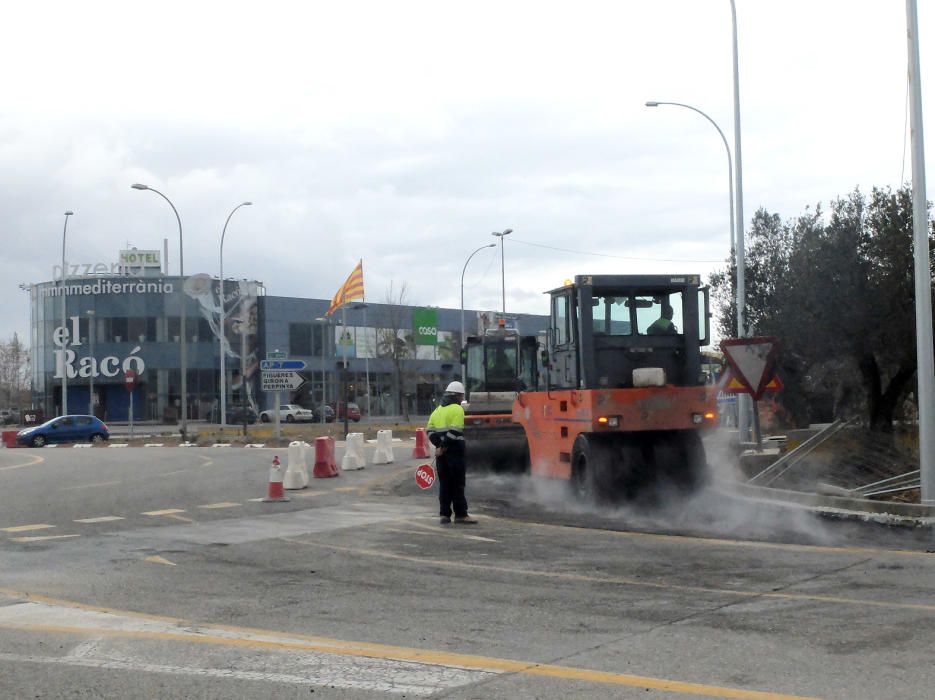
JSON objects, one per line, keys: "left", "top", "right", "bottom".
{"left": 124, "top": 369, "right": 137, "bottom": 393}
{"left": 415, "top": 463, "right": 436, "bottom": 490}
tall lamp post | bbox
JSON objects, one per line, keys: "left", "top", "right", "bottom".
{"left": 644, "top": 102, "right": 735, "bottom": 260}
{"left": 491, "top": 229, "right": 513, "bottom": 315}
{"left": 315, "top": 317, "right": 330, "bottom": 424}
{"left": 219, "top": 201, "right": 253, "bottom": 426}
{"left": 132, "top": 184, "right": 188, "bottom": 440}
{"left": 460, "top": 243, "right": 496, "bottom": 384}
{"left": 60, "top": 210, "right": 73, "bottom": 415}
{"left": 353, "top": 303, "right": 371, "bottom": 423}
{"left": 729, "top": 0, "right": 751, "bottom": 443}
{"left": 87, "top": 310, "right": 95, "bottom": 416}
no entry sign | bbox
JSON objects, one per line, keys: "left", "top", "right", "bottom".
{"left": 415, "top": 463, "right": 436, "bottom": 490}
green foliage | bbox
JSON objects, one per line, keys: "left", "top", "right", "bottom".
{"left": 710, "top": 186, "right": 934, "bottom": 430}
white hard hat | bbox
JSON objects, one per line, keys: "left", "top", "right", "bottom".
{"left": 445, "top": 381, "right": 465, "bottom": 394}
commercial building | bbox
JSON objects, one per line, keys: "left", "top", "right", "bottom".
{"left": 26, "top": 249, "right": 547, "bottom": 422}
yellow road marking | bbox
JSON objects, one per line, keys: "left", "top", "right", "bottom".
{"left": 333, "top": 486, "right": 357, "bottom": 493}
{"left": 1, "top": 524, "right": 54, "bottom": 533}
{"left": 491, "top": 515, "right": 935, "bottom": 559}
{"left": 0, "top": 589, "right": 816, "bottom": 700}
{"left": 164, "top": 514, "right": 197, "bottom": 524}
{"left": 0, "top": 454, "right": 44, "bottom": 471}
{"left": 282, "top": 536, "right": 935, "bottom": 614}
{"left": 292, "top": 490, "right": 327, "bottom": 498}
{"left": 141, "top": 509, "right": 186, "bottom": 516}
{"left": 74, "top": 516, "right": 124, "bottom": 524}
{"left": 61, "top": 480, "right": 121, "bottom": 491}
{"left": 197, "top": 502, "right": 241, "bottom": 509}
{"left": 144, "top": 555, "right": 177, "bottom": 566}
{"left": 10, "top": 534, "right": 80, "bottom": 543}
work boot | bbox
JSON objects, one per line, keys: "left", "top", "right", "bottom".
{"left": 440, "top": 516, "right": 451, "bottom": 525}
{"left": 453, "top": 515, "right": 478, "bottom": 525}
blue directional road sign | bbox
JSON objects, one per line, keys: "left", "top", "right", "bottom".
{"left": 260, "top": 359, "right": 307, "bottom": 371}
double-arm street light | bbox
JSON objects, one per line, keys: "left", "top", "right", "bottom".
{"left": 87, "top": 310, "right": 95, "bottom": 416}
{"left": 460, "top": 244, "right": 496, "bottom": 384}
{"left": 60, "top": 210, "right": 74, "bottom": 416}
{"left": 219, "top": 202, "right": 253, "bottom": 426}
{"left": 131, "top": 183, "right": 188, "bottom": 441}
{"left": 315, "top": 317, "right": 330, "bottom": 425}
{"left": 491, "top": 228, "right": 513, "bottom": 315}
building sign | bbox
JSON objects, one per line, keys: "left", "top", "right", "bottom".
{"left": 119, "top": 249, "right": 161, "bottom": 268}
{"left": 413, "top": 308, "right": 438, "bottom": 346}
{"left": 52, "top": 317, "right": 146, "bottom": 381}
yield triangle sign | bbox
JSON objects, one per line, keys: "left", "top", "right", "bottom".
{"left": 719, "top": 337, "right": 780, "bottom": 400}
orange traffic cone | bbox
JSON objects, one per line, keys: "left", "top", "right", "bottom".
{"left": 262, "top": 455, "right": 290, "bottom": 502}
{"left": 412, "top": 428, "right": 431, "bottom": 459}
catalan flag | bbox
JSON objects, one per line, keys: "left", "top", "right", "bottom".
{"left": 326, "top": 260, "right": 365, "bottom": 316}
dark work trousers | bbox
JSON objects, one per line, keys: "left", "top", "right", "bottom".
{"left": 437, "top": 447, "right": 468, "bottom": 518}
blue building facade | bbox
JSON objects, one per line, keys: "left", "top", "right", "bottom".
{"left": 28, "top": 260, "right": 547, "bottom": 422}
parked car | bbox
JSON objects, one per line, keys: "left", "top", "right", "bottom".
{"left": 332, "top": 401, "right": 362, "bottom": 422}
{"left": 0, "top": 409, "right": 19, "bottom": 425}
{"left": 226, "top": 404, "right": 258, "bottom": 425}
{"left": 312, "top": 405, "right": 335, "bottom": 423}
{"left": 259, "top": 404, "right": 315, "bottom": 423}
{"left": 16, "top": 415, "right": 109, "bottom": 447}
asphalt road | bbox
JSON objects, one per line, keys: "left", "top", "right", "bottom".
{"left": 0, "top": 441, "right": 934, "bottom": 699}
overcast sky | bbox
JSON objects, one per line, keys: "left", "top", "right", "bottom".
{"left": 1, "top": 0, "right": 931, "bottom": 340}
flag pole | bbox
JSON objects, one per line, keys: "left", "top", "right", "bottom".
{"left": 341, "top": 290, "right": 349, "bottom": 437}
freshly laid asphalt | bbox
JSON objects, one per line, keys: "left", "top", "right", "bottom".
{"left": 0, "top": 441, "right": 934, "bottom": 699}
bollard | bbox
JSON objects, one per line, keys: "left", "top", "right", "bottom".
{"left": 313, "top": 436, "right": 340, "bottom": 478}
{"left": 342, "top": 433, "right": 366, "bottom": 471}
{"left": 372, "top": 429, "right": 394, "bottom": 464}
{"left": 283, "top": 440, "right": 310, "bottom": 490}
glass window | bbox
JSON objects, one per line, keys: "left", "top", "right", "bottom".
{"left": 552, "top": 295, "right": 569, "bottom": 345}
{"left": 636, "top": 293, "right": 684, "bottom": 336}
{"left": 77, "top": 417, "right": 92, "bottom": 425}
{"left": 290, "top": 323, "right": 312, "bottom": 356}
{"left": 465, "top": 343, "right": 485, "bottom": 392}
{"left": 591, "top": 296, "right": 632, "bottom": 336}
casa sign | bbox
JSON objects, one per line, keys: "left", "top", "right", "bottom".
{"left": 52, "top": 316, "right": 146, "bottom": 381}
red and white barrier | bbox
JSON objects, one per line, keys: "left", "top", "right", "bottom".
{"left": 284, "top": 441, "right": 310, "bottom": 490}
{"left": 313, "top": 436, "right": 339, "bottom": 478}
{"left": 262, "top": 455, "right": 290, "bottom": 502}
{"left": 372, "top": 430, "right": 394, "bottom": 464}
{"left": 412, "top": 428, "right": 431, "bottom": 458}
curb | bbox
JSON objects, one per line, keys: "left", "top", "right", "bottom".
{"left": 729, "top": 482, "right": 935, "bottom": 527}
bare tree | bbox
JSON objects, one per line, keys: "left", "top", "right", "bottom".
{"left": 0, "top": 334, "right": 30, "bottom": 408}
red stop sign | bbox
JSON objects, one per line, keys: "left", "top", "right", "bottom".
{"left": 415, "top": 463, "right": 436, "bottom": 490}
{"left": 124, "top": 369, "right": 137, "bottom": 393}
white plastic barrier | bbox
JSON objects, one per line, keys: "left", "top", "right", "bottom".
{"left": 341, "top": 433, "right": 366, "bottom": 471}
{"left": 284, "top": 440, "right": 310, "bottom": 489}
{"left": 372, "top": 430, "right": 394, "bottom": 464}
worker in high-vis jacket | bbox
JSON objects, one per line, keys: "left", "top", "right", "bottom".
{"left": 426, "top": 381, "right": 477, "bottom": 525}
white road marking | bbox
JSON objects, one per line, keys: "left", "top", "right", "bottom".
{"left": 74, "top": 516, "right": 124, "bottom": 524}
{"left": 197, "top": 502, "right": 241, "bottom": 510}
{"left": 142, "top": 509, "right": 186, "bottom": 517}
{"left": 10, "top": 534, "right": 80, "bottom": 543}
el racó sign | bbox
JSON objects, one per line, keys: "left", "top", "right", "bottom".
{"left": 52, "top": 316, "right": 145, "bottom": 381}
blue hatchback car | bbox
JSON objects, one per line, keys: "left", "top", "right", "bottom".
{"left": 16, "top": 415, "right": 110, "bottom": 447}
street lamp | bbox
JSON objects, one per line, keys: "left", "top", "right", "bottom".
{"left": 219, "top": 201, "right": 253, "bottom": 426}
{"left": 353, "top": 303, "right": 371, "bottom": 423}
{"left": 460, "top": 244, "right": 496, "bottom": 384}
{"left": 644, "top": 101, "right": 735, "bottom": 260}
{"left": 132, "top": 184, "right": 188, "bottom": 441}
{"left": 87, "top": 310, "right": 95, "bottom": 417}
{"left": 61, "top": 211, "right": 73, "bottom": 415}
{"left": 315, "top": 317, "right": 330, "bottom": 424}
{"left": 491, "top": 229, "right": 513, "bottom": 315}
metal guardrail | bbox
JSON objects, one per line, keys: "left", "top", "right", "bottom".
{"left": 747, "top": 419, "right": 853, "bottom": 487}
